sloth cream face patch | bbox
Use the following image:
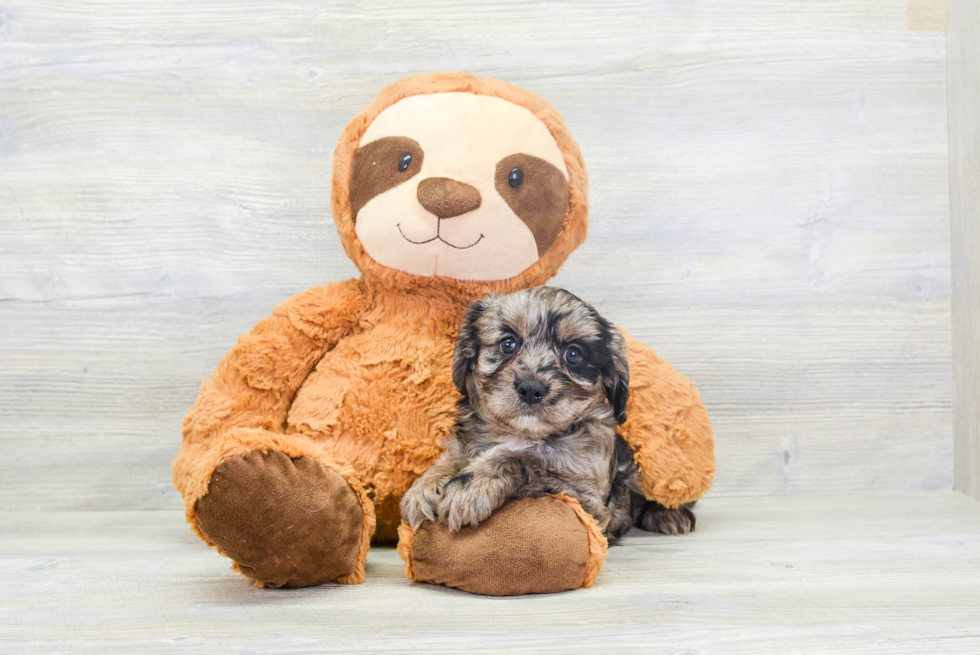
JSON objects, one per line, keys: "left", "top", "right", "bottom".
{"left": 350, "top": 93, "right": 570, "bottom": 281}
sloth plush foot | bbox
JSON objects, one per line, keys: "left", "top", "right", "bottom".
{"left": 635, "top": 499, "right": 697, "bottom": 536}
{"left": 397, "top": 495, "right": 607, "bottom": 596}
{"left": 195, "top": 450, "right": 364, "bottom": 588}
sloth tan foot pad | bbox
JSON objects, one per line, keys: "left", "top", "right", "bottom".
{"left": 397, "top": 495, "right": 608, "bottom": 596}
{"left": 195, "top": 450, "right": 364, "bottom": 588}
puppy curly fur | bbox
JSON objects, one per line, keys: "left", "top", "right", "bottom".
{"left": 402, "top": 286, "right": 696, "bottom": 541}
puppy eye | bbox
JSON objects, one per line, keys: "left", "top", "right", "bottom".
{"left": 563, "top": 345, "right": 583, "bottom": 365}
{"left": 508, "top": 167, "right": 524, "bottom": 188}
{"left": 499, "top": 337, "right": 518, "bottom": 355}
{"left": 398, "top": 153, "right": 413, "bottom": 172}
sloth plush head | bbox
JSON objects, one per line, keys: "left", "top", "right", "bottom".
{"left": 332, "top": 72, "right": 588, "bottom": 301}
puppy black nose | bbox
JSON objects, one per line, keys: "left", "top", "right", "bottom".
{"left": 516, "top": 380, "right": 548, "bottom": 405}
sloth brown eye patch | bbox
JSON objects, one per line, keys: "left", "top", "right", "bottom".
{"left": 349, "top": 136, "right": 424, "bottom": 223}
{"left": 495, "top": 153, "right": 569, "bottom": 256}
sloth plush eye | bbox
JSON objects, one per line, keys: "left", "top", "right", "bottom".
{"left": 563, "top": 344, "right": 583, "bottom": 365}
{"left": 508, "top": 167, "right": 524, "bottom": 188}
{"left": 499, "top": 337, "right": 518, "bottom": 355}
{"left": 398, "top": 153, "right": 413, "bottom": 172}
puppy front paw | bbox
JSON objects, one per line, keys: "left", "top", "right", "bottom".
{"left": 400, "top": 477, "right": 445, "bottom": 530}
{"left": 636, "top": 501, "right": 696, "bottom": 536}
{"left": 436, "top": 473, "right": 497, "bottom": 532}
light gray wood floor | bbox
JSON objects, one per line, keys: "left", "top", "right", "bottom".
{"left": 3, "top": 492, "right": 978, "bottom": 654}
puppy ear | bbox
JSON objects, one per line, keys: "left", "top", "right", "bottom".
{"left": 452, "top": 299, "right": 487, "bottom": 396}
{"left": 600, "top": 320, "right": 630, "bottom": 424}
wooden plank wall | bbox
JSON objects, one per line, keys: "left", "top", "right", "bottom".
{"left": 0, "top": 1, "right": 952, "bottom": 510}
{"left": 948, "top": 0, "right": 980, "bottom": 500}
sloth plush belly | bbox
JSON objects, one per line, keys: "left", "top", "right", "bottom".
{"left": 286, "top": 318, "right": 457, "bottom": 541}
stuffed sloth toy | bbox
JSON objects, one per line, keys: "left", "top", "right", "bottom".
{"left": 173, "top": 72, "right": 715, "bottom": 596}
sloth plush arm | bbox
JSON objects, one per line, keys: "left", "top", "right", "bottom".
{"left": 617, "top": 330, "right": 716, "bottom": 509}
{"left": 172, "top": 280, "right": 370, "bottom": 499}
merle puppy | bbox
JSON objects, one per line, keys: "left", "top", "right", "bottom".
{"left": 401, "top": 286, "right": 695, "bottom": 541}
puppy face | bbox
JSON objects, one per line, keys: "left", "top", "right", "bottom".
{"left": 453, "top": 287, "right": 629, "bottom": 437}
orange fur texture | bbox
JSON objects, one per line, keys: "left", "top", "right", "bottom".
{"left": 173, "top": 72, "right": 715, "bottom": 586}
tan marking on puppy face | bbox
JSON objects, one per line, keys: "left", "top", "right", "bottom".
{"left": 352, "top": 93, "right": 570, "bottom": 281}
{"left": 350, "top": 136, "right": 424, "bottom": 223}
{"left": 495, "top": 154, "right": 570, "bottom": 256}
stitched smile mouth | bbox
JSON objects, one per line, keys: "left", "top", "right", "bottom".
{"left": 397, "top": 224, "right": 484, "bottom": 250}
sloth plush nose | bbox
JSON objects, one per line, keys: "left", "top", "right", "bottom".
{"left": 516, "top": 380, "right": 549, "bottom": 406}
{"left": 417, "top": 177, "right": 482, "bottom": 218}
